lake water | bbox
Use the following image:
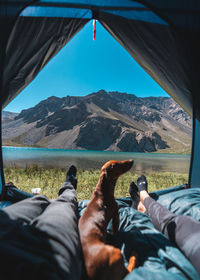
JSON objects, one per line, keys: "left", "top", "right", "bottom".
{"left": 2, "top": 146, "right": 191, "bottom": 173}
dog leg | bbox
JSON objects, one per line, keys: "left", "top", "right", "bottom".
{"left": 110, "top": 209, "right": 119, "bottom": 235}
{"left": 105, "top": 245, "right": 129, "bottom": 280}
{"left": 127, "top": 251, "right": 138, "bottom": 272}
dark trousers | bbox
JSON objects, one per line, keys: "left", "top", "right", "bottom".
{"left": 144, "top": 197, "right": 200, "bottom": 275}
{"left": 0, "top": 182, "right": 81, "bottom": 280}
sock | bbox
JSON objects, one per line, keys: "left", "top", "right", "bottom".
{"left": 129, "top": 181, "right": 140, "bottom": 209}
{"left": 66, "top": 165, "right": 77, "bottom": 189}
{"left": 137, "top": 175, "right": 148, "bottom": 193}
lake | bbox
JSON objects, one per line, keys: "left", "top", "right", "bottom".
{"left": 2, "top": 146, "right": 191, "bottom": 173}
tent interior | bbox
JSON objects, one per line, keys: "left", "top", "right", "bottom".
{"left": 1, "top": 1, "right": 200, "bottom": 278}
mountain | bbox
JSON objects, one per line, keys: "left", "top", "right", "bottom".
{"left": 2, "top": 111, "right": 18, "bottom": 123}
{"left": 2, "top": 90, "right": 192, "bottom": 153}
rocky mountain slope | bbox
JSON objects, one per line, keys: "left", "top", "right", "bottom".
{"left": 2, "top": 111, "right": 18, "bottom": 124}
{"left": 2, "top": 90, "right": 192, "bottom": 153}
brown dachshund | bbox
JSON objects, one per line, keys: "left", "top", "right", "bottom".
{"left": 79, "top": 160, "right": 137, "bottom": 280}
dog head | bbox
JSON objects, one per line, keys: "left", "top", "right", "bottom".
{"left": 101, "top": 160, "right": 134, "bottom": 180}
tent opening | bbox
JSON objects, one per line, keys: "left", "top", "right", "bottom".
{"left": 2, "top": 20, "right": 192, "bottom": 199}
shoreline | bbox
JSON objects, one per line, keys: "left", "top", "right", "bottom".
{"left": 2, "top": 145, "right": 191, "bottom": 156}
{"left": 4, "top": 165, "right": 188, "bottom": 200}
{"left": 3, "top": 146, "right": 190, "bottom": 173}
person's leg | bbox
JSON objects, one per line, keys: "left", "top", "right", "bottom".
{"left": 136, "top": 175, "right": 200, "bottom": 275}
{"left": 129, "top": 177, "right": 146, "bottom": 212}
{"left": 1, "top": 194, "right": 50, "bottom": 224}
{"left": 129, "top": 181, "right": 140, "bottom": 209}
{"left": 30, "top": 166, "right": 82, "bottom": 280}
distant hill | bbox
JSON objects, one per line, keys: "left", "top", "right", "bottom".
{"left": 2, "top": 111, "right": 18, "bottom": 123}
{"left": 2, "top": 90, "right": 192, "bottom": 153}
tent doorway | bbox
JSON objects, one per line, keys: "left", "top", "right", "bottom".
{"left": 2, "top": 20, "right": 191, "bottom": 199}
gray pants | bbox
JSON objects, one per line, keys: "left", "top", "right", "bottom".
{"left": 0, "top": 182, "right": 82, "bottom": 280}
{"left": 144, "top": 197, "right": 200, "bottom": 275}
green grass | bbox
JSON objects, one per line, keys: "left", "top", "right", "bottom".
{"left": 4, "top": 166, "right": 188, "bottom": 200}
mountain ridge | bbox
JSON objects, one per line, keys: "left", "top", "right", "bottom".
{"left": 2, "top": 90, "right": 192, "bottom": 153}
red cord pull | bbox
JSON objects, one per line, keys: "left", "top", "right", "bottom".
{"left": 93, "top": 19, "right": 96, "bottom": 40}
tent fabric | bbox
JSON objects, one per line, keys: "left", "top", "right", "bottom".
{"left": 1, "top": 1, "right": 200, "bottom": 188}
{"left": 25, "top": 1, "right": 147, "bottom": 9}
{"left": 190, "top": 118, "right": 200, "bottom": 188}
{"left": 2, "top": 16, "right": 88, "bottom": 108}
{"left": 1, "top": 2, "right": 200, "bottom": 116}
{"left": 0, "top": 0, "right": 200, "bottom": 114}
{"left": 0, "top": 112, "right": 3, "bottom": 195}
{"left": 100, "top": 13, "right": 192, "bottom": 116}
{"left": 78, "top": 188, "right": 200, "bottom": 279}
{"left": 20, "top": 6, "right": 92, "bottom": 18}
{"left": 101, "top": 9, "right": 167, "bottom": 25}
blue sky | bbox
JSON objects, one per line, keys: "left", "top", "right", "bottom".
{"left": 5, "top": 21, "right": 168, "bottom": 113}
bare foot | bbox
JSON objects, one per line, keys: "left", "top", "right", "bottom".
{"left": 137, "top": 201, "right": 146, "bottom": 213}
{"left": 137, "top": 175, "right": 149, "bottom": 213}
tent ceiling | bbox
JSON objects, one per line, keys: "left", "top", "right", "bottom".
{"left": 2, "top": 0, "right": 200, "bottom": 116}
{"left": 20, "top": 1, "right": 200, "bottom": 28}
{"left": 3, "top": 0, "right": 200, "bottom": 24}
{"left": 32, "top": 0, "right": 145, "bottom": 8}
{"left": 21, "top": 7, "right": 92, "bottom": 18}
{"left": 1, "top": 0, "right": 200, "bottom": 115}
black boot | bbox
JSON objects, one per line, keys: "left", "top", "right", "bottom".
{"left": 129, "top": 181, "right": 140, "bottom": 209}
{"left": 66, "top": 165, "right": 77, "bottom": 190}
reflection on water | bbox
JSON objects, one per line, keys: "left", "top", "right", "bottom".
{"left": 3, "top": 146, "right": 190, "bottom": 173}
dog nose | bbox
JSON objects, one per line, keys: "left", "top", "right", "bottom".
{"left": 126, "top": 159, "right": 134, "bottom": 167}
{"left": 120, "top": 159, "right": 134, "bottom": 171}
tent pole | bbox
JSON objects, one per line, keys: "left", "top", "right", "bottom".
{"left": 0, "top": 30, "right": 6, "bottom": 199}
{"left": 188, "top": 109, "right": 195, "bottom": 188}
{"left": 0, "top": 110, "right": 5, "bottom": 199}
{"left": 188, "top": 83, "right": 200, "bottom": 188}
